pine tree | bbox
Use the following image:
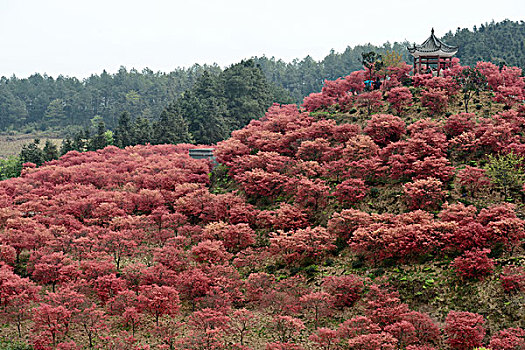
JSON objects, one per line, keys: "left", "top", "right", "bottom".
{"left": 42, "top": 140, "right": 59, "bottom": 162}
{"left": 114, "top": 112, "right": 133, "bottom": 148}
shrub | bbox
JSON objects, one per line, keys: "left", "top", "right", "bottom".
{"left": 364, "top": 114, "right": 406, "bottom": 146}
{"left": 489, "top": 327, "right": 525, "bottom": 350}
{"left": 444, "top": 311, "right": 486, "bottom": 350}
{"left": 456, "top": 166, "right": 491, "bottom": 196}
{"left": 322, "top": 275, "right": 363, "bottom": 308}
{"left": 500, "top": 265, "right": 525, "bottom": 293}
{"left": 421, "top": 88, "right": 448, "bottom": 115}
{"left": 403, "top": 177, "right": 445, "bottom": 211}
{"left": 386, "top": 87, "right": 413, "bottom": 114}
{"left": 334, "top": 179, "right": 368, "bottom": 206}
{"left": 451, "top": 249, "right": 494, "bottom": 281}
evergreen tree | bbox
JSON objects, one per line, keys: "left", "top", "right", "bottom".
{"left": 60, "top": 138, "right": 74, "bottom": 156}
{"left": 172, "top": 72, "right": 229, "bottom": 145}
{"left": 88, "top": 121, "right": 107, "bottom": 151}
{"left": 114, "top": 112, "right": 133, "bottom": 148}
{"left": 19, "top": 139, "right": 44, "bottom": 166}
{"left": 132, "top": 116, "right": 152, "bottom": 145}
{"left": 220, "top": 59, "right": 273, "bottom": 130}
{"left": 153, "top": 105, "right": 194, "bottom": 145}
{"left": 42, "top": 140, "right": 59, "bottom": 162}
{"left": 72, "top": 131, "right": 86, "bottom": 152}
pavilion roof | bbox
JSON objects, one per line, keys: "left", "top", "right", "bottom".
{"left": 407, "top": 28, "right": 458, "bottom": 57}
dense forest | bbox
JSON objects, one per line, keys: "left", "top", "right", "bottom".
{"left": 0, "top": 20, "right": 524, "bottom": 141}
{"left": 0, "top": 54, "right": 523, "bottom": 349}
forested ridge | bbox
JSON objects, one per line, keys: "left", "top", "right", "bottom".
{"left": 1, "top": 19, "right": 524, "bottom": 141}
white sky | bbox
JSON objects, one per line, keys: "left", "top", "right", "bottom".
{"left": 1, "top": 0, "right": 524, "bottom": 78}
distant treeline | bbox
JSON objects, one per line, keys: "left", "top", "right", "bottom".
{"left": 0, "top": 19, "right": 524, "bottom": 139}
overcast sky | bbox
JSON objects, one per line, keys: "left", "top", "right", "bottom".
{"left": 1, "top": 0, "right": 524, "bottom": 78}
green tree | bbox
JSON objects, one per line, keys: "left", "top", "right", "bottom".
{"left": 114, "top": 112, "right": 133, "bottom": 148}
{"left": 42, "top": 140, "right": 59, "bottom": 162}
{"left": 19, "top": 139, "right": 44, "bottom": 166}
{"left": 485, "top": 152, "right": 524, "bottom": 199}
{"left": 132, "top": 116, "right": 152, "bottom": 145}
{"left": 0, "top": 156, "right": 22, "bottom": 179}
{"left": 60, "top": 138, "right": 74, "bottom": 155}
{"left": 221, "top": 59, "right": 273, "bottom": 130}
{"left": 455, "top": 67, "right": 487, "bottom": 113}
{"left": 172, "top": 71, "right": 228, "bottom": 144}
{"left": 153, "top": 105, "right": 194, "bottom": 145}
{"left": 88, "top": 120, "right": 108, "bottom": 151}
{"left": 44, "top": 99, "right": 67, "bottom": 128}
{"left": 361, "top": 51, "right": 383, "bottom": 82}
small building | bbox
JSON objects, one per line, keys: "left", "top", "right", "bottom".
{"left": 408, "top": 28, "right": 459, "bottom": 76}
{"left": 189, "top": 148, "right": 215, "bottom": 161}
{"left": 189, "top": 148, "right": 219, "bottom": 168}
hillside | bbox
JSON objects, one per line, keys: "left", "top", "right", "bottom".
{"left": 0, "top": 57, "right": 523, "bottom": 349}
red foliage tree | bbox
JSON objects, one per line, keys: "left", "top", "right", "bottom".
{"left": 456, "top": 166, "right": 491, "bottom": 196}
{"left": 0, "top": 265, "right": 41, "bottom": 337}
{"left": 229, "top": 308, "right": 257, "bottom": 346}
{"left": 201, "top": 222, "right": 256, "bottom": 253}
{"left": 489, "top": 327, "right": 525, "bottom": 350}
{"left": 347, "top": 332, "right": 398, "bottom": 350}
{"left": 137, "top": 284, "right": 180, "bottom": 326}
{"left": 321, "top": 275, "right": 363, "bottom": 308}
{"left": 309, "top": 328, "right": 339, "bottom": 350}
{"left": 356, "top": 91, "right": 383, "bottom": 115}
{"left": 334, "top": 179, "right": 368, "bottom": 207}
{"left": 421, "top": 88, "right": 448, "bottom": 115}
{"left": 184, "top": 308, "right": 230, "bottom": 350}
{"left": 271, "top": 315, "right": 305, "bottom": 343}
{"left": 327, "top": 209, "right": 373, "bottom": 243}
{"left": 386, "top": 87, "right": 413, "bottom": 114}
{"left": 32, "top": 304, "right": 72, "bottom": 348}
{"left": 269, "top": 227, "right": 336, "bottom": 265}
{"left": 451, "top": 249, "right": 494, "bottom": 281}
{"left": 403, "top": 178, "right": 445, "bottom": 211}
{"left": 122, "top": 306, "right": 142, "bottom": 337}
{"left": 235, "top": 169, "right": 288, "bottom": 199}
{"left": 30, "top": 251, "right": 79, "bottom": 292}
{"left": 500, "top": 265, "right": 525, "bottom": 293}
{"left": 444, "top": 311, "right": 486, "bottom": 350}
{"left": 302, "top": 92, "right": 335, "bottom": 112}
{"left": 299, "top": 291, "right": 334, "bottom": 328}
{"left": 364, "top": 114, "right": 406, "bottom": 147}
{"left": 191, "top": 240, "right": 233, "bottom": 265}
{"left": 444, "top": 113, "right": 476, "bottom": 138}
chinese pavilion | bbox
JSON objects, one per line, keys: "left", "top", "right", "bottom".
{"left": 408, "top": 28, "right": 459, "bottom": 75}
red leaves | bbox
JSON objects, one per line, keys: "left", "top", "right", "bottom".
{"left": 500, "top": 265, "right": 525, "bottom": 293}
{"left": 334, "top": 179, "right": 368, "bottom": 207}
{"left": 444, "top": 311, "right": 486, "bottom": 350}
{"left": 269, "top": 227, "right": 336, "bottom": 265}
{"left": 364, "top": 114, "right": 406, "bottom": 146}
{"left": 322, "top": 275, "right": 363, "bottom": 308}
{"left": 403, "top": 178, "right": 445, "bottom": 211}
{"left": 421, "top": 88, "right": 448, "bottom": 115}
{"left": 489, "top": 327, "right": 525, "bottom": 350}
{"left": 386, "top": 87, "right": 413, "bottom": 114}
{"left": 137, "top": 284, "right": 180, "bottom": 326}
{"left": 451, "top": 249, "right": 495, "bottom": 281}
